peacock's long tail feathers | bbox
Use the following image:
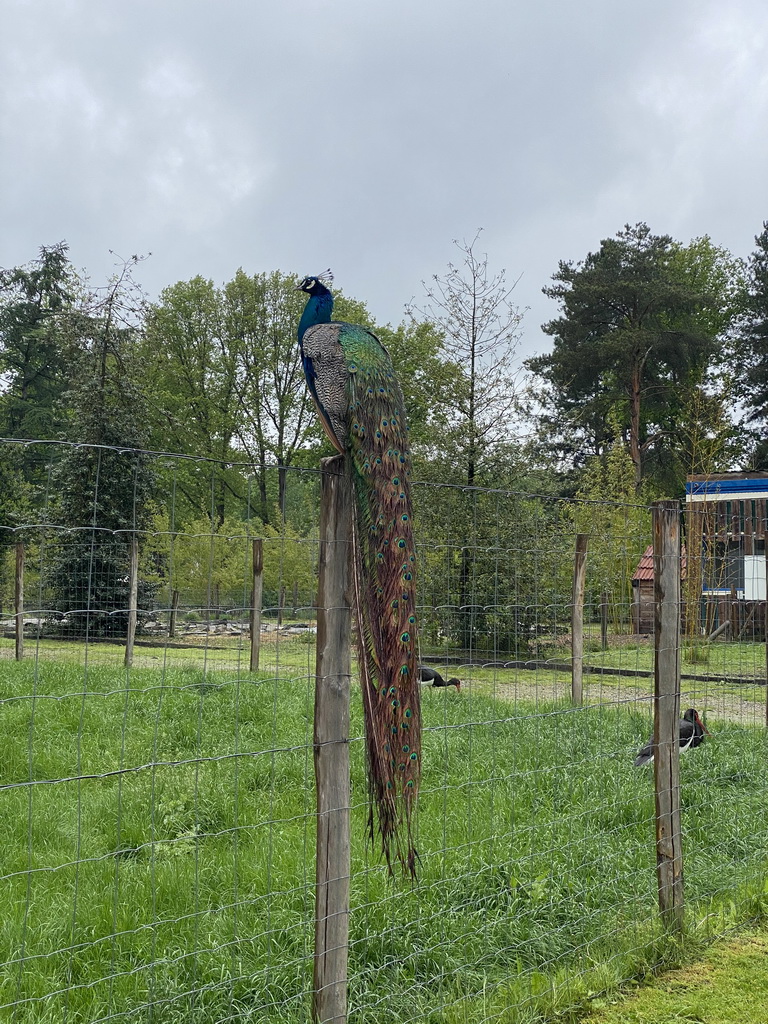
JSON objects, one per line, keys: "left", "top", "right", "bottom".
{"left": 346, "top": 350, "right": 421, "bottom": 876}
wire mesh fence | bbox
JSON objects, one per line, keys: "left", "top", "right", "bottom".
{"left": 0, "top": 439, "right": 766, "bottom": 1023}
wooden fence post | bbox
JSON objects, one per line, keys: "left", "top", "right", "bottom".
{"left": 15, "top": 540, "right": 24, "bottom": 662}
{"left": 600, "top": 589, "right": 609, "bottom": 652}
{"left": 571, "top": 534, "right": 588, "bottom": 705}
{"left": 652, "top": 499, "right": 684, "bottom": 932}
{"left": 312, "top": 455, "right": 352, "bottom": 1024}
{"left": 124, "top": 534, "right": 139, "bottom": 668}
{"left": 250, "top": 540, "right": 263, "bottom": 673}
{"left": 729, "top": 584, "right": 739, "bottom": 639}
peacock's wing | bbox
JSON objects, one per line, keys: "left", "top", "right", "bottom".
{"left": 301, "top": 323, "right": 349, "bottom": 454}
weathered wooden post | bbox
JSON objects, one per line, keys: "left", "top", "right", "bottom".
{"left": 250, "top": 539, "right": 263, "bottom": 673}
{"left": 571, "top": 534, "right": 588, "bottom": 705}
{"left": 312, "top": 455, "right": 352, "bottom": 1024}
{"left": 729, "top": 584, "right": 739, "bottom": 640}
{"left": 600, "top": 589, "right": 609, "bottom": 652}
{"left": 124, "top": 534, "right": 139, "bottom": 667}
{"left": 653, "top": 499, "right": 684, "bottom": 932}
{"left": 15, "top": 540, "right": 24, "bottom": 662}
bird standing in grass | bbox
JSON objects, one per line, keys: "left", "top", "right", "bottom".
{"left": 633, "top": 707, "right": 709, "bottom": 766}
{"left": 297, "top": 270, "right": 421, "bottom": 876}
{"left": 419, "top": 666, "right": 461, "bottom": 692}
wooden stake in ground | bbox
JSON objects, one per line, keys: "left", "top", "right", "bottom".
{"left": 124, "top": 534, "right": 139, "bottom": 668}
{"left": 571, "top": 534, "right": 588, "bottom": 705}
{"left": 652, "top": 499, "right": 684, "bottom": 932}
{"left": 15, "top": 540, "right": 23, "bottom": 662}
{"left": 250, "top": 539, "right": 263, "bottom": 673}
{"left": 312, "top": 455, "right": 352, "bottom": 1024}
{"left": 169, "top": 590, "right": 179, "bottom": 638}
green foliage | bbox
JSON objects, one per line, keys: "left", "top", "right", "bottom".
{"left": 43, "top": 262, "right": 157, "bottom": 636}
{"left": 141, "top": 269, "right": 381, "bottom": 524}
{"left": 568, "top": 434, "right": 651, "bottom": 615}
{"left": 529, "top": 223, "right": 742, "bottom": 494}
{"left": 145, "top": 511, "right": 317, "bottom": 611}
{"left": 44, "top": 385, "right": 157, "bottom": 635}
{"left": 734, "top": 221, "right": 768, "bottom": 464}
{"left": 0, "top": 241, "right": 76, "bottom": 447}
{"left": 0, "top": 244, "right": 80, "bottom": 544}
{"left": 414, "top": 482, "right": 567, "bottom": 654}
{"left": 376, "top": 318, "right": 465, "bottom": 477}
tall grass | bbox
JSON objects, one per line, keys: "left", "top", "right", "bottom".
{"left": 0, "top": 659, "right": 764, "bottom": 1022}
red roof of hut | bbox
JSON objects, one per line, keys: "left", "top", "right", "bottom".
{"left": 632, "top": 545, "right": 687, "bottom": 582}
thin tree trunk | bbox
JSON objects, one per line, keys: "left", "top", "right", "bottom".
{"left": 629, "top": 362, "right": 643, "bottom": 492}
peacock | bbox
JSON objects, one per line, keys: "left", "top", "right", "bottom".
{"left": 297, "top": 269, "right": 421, "bottom": 876}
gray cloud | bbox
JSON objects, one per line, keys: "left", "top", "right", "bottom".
{"left": 2, "top": 0, "right": 766, "bottom": 359}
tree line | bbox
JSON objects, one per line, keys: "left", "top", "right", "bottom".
{"left": 0, "top": 221, "right": 766, "bottom": 645}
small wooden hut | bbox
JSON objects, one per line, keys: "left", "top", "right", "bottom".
{"left": 631, "top": 546, "right": 687, "bottom": 635}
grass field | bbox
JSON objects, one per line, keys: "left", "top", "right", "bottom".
{"left": 582, "top": 927, "right": 768, "bottom": 1023}
{"left": 0, "top": 645, "right": 765, "bottom": 1022}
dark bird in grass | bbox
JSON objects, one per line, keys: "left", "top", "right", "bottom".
{"left": 297, "top": 270, "right": 421, "bottom": 876}
{"left": 419, "top": 667, "right": 461, "bottom": 692}
{"left": 633, "top": 707, "right": 709, "bottom": 767}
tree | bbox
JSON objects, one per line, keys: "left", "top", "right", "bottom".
{"left": 0, "top": 242, "right": 76, "bottom": 446}
{"left": 220, "top": 270, "right": 325, "bottom": 521}
{"left": 140, "top": 276, "right": 245, "bottom": 526}
{"left": 734, "top": 221, "right": 768, "bottom": 464}
{"left": 145, "top": 511, "right": 317, "bottom": 615}
{"left": 142, "top": 270, "right": 387, "bottom": 527}
{"left": 407, "top": 234, "right": 526, "bottom": 650}
{"left": 528, "top": 224, "right": 739, "bottom": 494}
{"left": 568, "top": 431, "right": 650, "bottom": 626}
{"left": 45, "top": 257, "right": 157, "bottom": 637}
{"left": 374, "top": 318, "right": 463, "bottom": 478}
{"left": 407, "top": 231, "right": 526, "bottom": 487}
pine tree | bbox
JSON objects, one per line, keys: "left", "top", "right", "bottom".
{"left": 735, "top": 222, "right": 768, "bottom": 464}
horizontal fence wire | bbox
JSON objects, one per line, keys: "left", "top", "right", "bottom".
{"left": 0, "top": 439, "right": 764, "bottom": 1022}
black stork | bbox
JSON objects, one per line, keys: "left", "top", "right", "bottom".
{"left": 633, "top": 707, "right": 709, "bottom": 767}
{"left": 419, "top": 667, "right": 461, "bottom": 692}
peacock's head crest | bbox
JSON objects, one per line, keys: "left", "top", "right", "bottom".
{"left": 297, "top": 269, "right": 334, "bottom": 296}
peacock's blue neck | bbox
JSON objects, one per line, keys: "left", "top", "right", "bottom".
{"left": 298, "top": 291, "right": 334, "bottom": 343}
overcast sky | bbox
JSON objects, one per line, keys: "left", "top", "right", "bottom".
{"left": 2, "top": 0, "right": 767, "bottom": 360}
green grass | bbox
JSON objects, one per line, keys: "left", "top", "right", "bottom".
{"left": 581, "top": 928, "right": 768, "bottom": 1023}
{"left": 0, "top": 657, "right": 765, "bottom": 1022}
{"left": 575, "top": 636, "right": 767, "bottom": 680}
